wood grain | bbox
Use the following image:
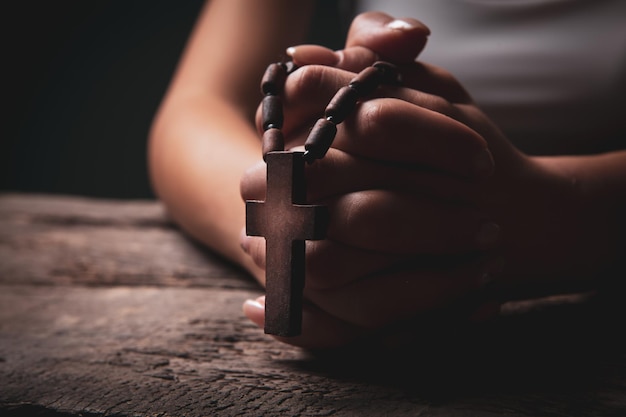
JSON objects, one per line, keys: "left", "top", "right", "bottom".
{"left": 0, "top": 193, "right": 255, "bottom": 289}
{"left": 1, "top": 193, "right": 625, "bottom": 417}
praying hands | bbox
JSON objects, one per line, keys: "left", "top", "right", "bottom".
{"left": 149, "top": 3, "right": 626, "bottom": 350}
{"left": 239, "top": 12, "right": 626, "bottom": 348}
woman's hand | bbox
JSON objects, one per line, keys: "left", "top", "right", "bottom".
{"left": 282, "top": 11, "right": 623, "bottom": 310}
{"left": 241, "top": 63, "right": 507, "bottom": 348}
{"left": 239, "top": 12, "right": 626, "bottom": 349}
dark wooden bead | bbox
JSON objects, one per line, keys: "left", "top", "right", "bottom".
{"left": 261, "top": 63, "right": 287, "bottom": 95}
{"left": 304, "top": 118, "right": 337, "bottom": 160}
{"left": 283, "top": 61, "right": 298, "bottom": 75}
{"left": 262, "top": 95, "right": 283, "bottom": 130}
{"left": 373, "top": 61, "right": 402, "bottom": 85}
{"left": 349, "top": 66, "right": 382, "bottom": 96}
{"left": 262, "top": 128, "right": 285, "bottom": 160}
{"left": 324, "top": 86, "right": 359, "bottom": 124}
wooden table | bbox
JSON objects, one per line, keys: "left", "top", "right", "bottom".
{"left": 1, "top": 193, "right": 625, "bottom": 417}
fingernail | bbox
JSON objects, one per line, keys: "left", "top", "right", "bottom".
{"left": 473, "top": 148, "right": 495, "bottom": 177}
{"left": 243, "top": 298, "right": 264, "bottom": 311}
{"left": 476, "top": 222, "right": 501, "bottom": 246}
{"left": 286, "top": 45, "right": 339, "bottom": 66}
{"left": 243, "top": 297, "right": 265, "bottom": 327}
{"left": 386, "top": 19, "right": 415, "bottom": 30}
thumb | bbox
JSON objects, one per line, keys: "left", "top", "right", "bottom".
{"left": 346, "top": 11, "right": 430, "bottom": 64}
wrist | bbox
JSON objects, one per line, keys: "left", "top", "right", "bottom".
{"left": 493, "top": 152, "right": 625, "bottom": 300}
{"left": 544, "top": 152, "right": 626, "bottom": 287}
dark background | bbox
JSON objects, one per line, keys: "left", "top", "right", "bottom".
{"left": 2, "top": 1, "right": 347, "bottom": 199}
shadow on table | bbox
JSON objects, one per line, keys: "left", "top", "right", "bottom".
{"left": 285, "top": 292, "right": 625, "bottom": 411}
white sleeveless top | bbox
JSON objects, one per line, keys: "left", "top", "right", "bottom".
{"left": 355, "top": 0, "right": 626, "bottom": 155}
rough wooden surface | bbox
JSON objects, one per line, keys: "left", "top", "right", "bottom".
{"left": 1, "top": 193, "right": 625, "bottom": 417}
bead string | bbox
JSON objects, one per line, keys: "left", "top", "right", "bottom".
{"left": 260, "top": 60, "right": 402, "bottom": 163}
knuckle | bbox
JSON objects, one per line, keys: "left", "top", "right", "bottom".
{"left": 424, "top": 94, "right": 455, "bottom": 117}
{"left": 289, "top": 65, "right": 327, "bottom": 99}
{"left": 359, "top": 100, "right": 395, "bottom": 135}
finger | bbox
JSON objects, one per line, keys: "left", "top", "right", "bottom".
{"left": 240, "top": 160, "right": 266, "bottom": 201}
{"left": 241, "top": 148, "right": 480, "bottom": 204}
{"left": 240, "top": 233, "right": 404, "bottom": 290}
{"left": 240, "top": 235, "right": 266, "bottom": 272}
{"left": 401, "top": 61, "right": 474, "bottom": 104}
{"left": 286, "top": 45, "right": 472, "bottom": 106}
{"left": 286, "top": 44, "right": 341, "bottom": 67}
{"left": 287, "top": 44, "right": 380, "bottom": 73}
{"left": 327, "top": 190, "right": 501, "bottom": 254}
{"left": 304, "top": 148, "right": 479, "bottom": 202}
{"left": 287, "top": 11, "right": 429, "bottom": 67}
{"left": 274, "top": 64, "right": 464, "bottom": 128}
{"left": 345, "top": 12, "right": 430, "bottom": 64}
{"left": 336, "top": 98, "right": 494, "bottom": 178}
{"left": 242, "top": 170, "right": 501, "bottom": 255}
{"left": 278, "top": 65, "right": 420, "bottom": 126}
{"left": 279, "top": 66, "right": 493, "bottom": 178}
{"left": 305, "top": 240, "right": 403, "bottom": 290}
{"left": 306, "top": 257, "right": 497, "bottom": 329}
{"left": 343, "top": 10, "right": 469, "bottom": 104}
{"left": 243, "top": 296, "right": 365, "bottom": 349}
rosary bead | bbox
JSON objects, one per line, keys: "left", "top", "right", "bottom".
{"left": 304, "top": 118, "right": 337, "bottom": 161}
{"left": 261, "top": 63, "right": 287, "bottom": 95}
{"left": 262, "top": 128, "right": 285, "bottom": 160}
{"left": 325, "top": 86, "right": 359, "bottom": 124}
{"left": 283, "top": 61, "right": 298, "bottom": 75}
{"left": 262, "top": 95, "right": 284, "bottom": 130}
{"left": 349, "top": 66, "right": 383, "bottom": 96}
{"left": 373, "top": 61, "right": 402, "bottom": 85}
{"left": 251, "top": 60, "right": 405, "bottom": 337}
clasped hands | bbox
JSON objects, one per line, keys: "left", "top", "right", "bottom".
{"left": 240, "top": 12, "right": 587, "bottom": 349}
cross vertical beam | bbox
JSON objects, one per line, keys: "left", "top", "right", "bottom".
{"left": 246, "top": 151, "right": 328, "bottom": 336}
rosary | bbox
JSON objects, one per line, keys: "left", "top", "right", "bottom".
{"left": 246, "top": 60, "right": 401, "bottom": 336}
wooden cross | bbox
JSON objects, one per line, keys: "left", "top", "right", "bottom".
{"left": 245, "top": 151, "right": 328, "bottom": 336}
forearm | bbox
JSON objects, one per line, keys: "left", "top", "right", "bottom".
{"left": 147, "top": 0, "right": 314, "bottom": 278}
{"left": 149, "top": 96, "right": 263, "bottom": 276}
{"left": 497, "top": 149, "right": 626, "bottom": 299}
